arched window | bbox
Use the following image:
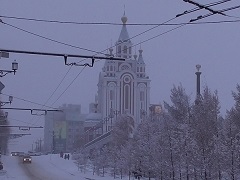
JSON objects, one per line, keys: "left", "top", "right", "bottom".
{"left": 110, "top": 90, "right": 114, "bottom": 100}
{"left": 129, "top": 47, "right": 132, "bottom": 54}
{"left": 140, "top": 67, "right": 143, "bottom": 72}
{"left": 140, "top": 91, "right": 144, "bottom": 101}
{"left": 118, "top": 46, "right": 121, "bottom": 54}
{"left": 124, "top": 85, "right": 130, "bottom": 109}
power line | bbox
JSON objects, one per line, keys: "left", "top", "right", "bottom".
{"left": 0, "top": 93, "right": 58, "bottom": 109}
{"left": 0, "top": 21, "right": 105, "bottom": 55}
{"left": 8, "top": 117, "right": 37, "bottom": 126}
{"left": 190, "top": 4, "right": 240, "bottom": 22}
{"left": 50, "top": 66, "right": 86, "bottom": 106}
{"left": 43, "top": 66, "right": 72, "bottom": 106}
{"left": 2, "top": 0, "right": 231, "bottom": 111}
{"left": 0, "top": 0, "right": 232, "bottom": 26}
{"left": 2, "top": 15, "right": 240, "bottom": 26}
{"left": 31, "top": 66, "right": 73, "bottom": 126}
{"left": 52, "top": 0, "right": 233, "bottom": 105}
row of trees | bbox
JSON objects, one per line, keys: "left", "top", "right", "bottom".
{"left": 74, "top": 84, "right": 240, "bottom": 180}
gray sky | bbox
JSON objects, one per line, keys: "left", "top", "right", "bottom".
{"left": 1, "top": 0, "right": 240, "bottom": 151}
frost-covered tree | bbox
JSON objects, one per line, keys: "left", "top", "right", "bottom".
{"left": 164, "top": 84, "right": 193, "bottom": 180}
{"left": 223, "top": 84, "right": 240, "bottom": 179}
{"left": 111, "top": 114, "right": 134, "bottom": 148}
{"left": 191, "top": 87, "right": 220, "bottom": 179}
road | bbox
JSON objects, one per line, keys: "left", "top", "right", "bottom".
{"left": 19, "top": 155, "right": 76, "bottom": 180}
{"left": 1, "top": 155, "right": 77, "bottom": 180}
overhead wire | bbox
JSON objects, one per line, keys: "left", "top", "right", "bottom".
{"left": 0, "top": 0, "right": 232, "bottom": 26}
{"left": 0, "top": 21, "right": 104, "bottom": 55}
{"left": 2, "top": 15, "right": 240, "bottom": 26}
{"left": 128, "top": 4, "right": 240, "bottom": 54}
{"left": 1, "top": 0, "right": 234, "bottom": 123}
{"left": 38, "top": 0, "right": 234, "bottom": 107}
{"left": 31, "top": 65, "right": 73, "bottom": 125}
{"left": 42, "top": 65, "right": 73, "bottom": 106}
{"left": 50, "top": 66, "right": 86, "bottom": 106}
{"left": 0, "top": 92, "right": 57, "bottom": 109}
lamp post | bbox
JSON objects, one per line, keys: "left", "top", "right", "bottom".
{"left": 0, "top": 60, "right": 18, "bottom": 77}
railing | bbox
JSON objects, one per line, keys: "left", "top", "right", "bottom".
{"left": 84, "top": 130, "right": 112, "bottom": 148}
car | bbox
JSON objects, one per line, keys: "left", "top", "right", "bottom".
{"left": 11, "top": 152, "right": 19, "bottom": 156}
{"left": 11, "top": 152, "right": 25, "bottom": 156}
{"left": 22, "top": 155, "right": 32, "bottom": 163}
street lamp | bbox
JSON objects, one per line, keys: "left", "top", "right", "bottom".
{"left": 0, "top": 96, "right": 13, "bottom": 106}
{"left": 0, "top": 60, "right": 18, "bottom": 77}
{"left": 12, "top": 60, "right": 18, "bottom": 75}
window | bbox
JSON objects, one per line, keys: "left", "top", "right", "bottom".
{"left": 129, "top": 47, "right": 132, "bottom": 54}
{"left": 110, "top": 90, "right": 114, "bottom": 100}
{"left": 123, "top": 46, "right": 127, "bottom": 53}
{"left": 125, "top": 85, "right": 130, "bottom": 109}
{"left": 140, "top": 91, "right": 145, "bottom": 101}
{"left": 118, "top": 46, "right": 121, "bottom": 54}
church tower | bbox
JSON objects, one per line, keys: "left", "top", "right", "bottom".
{"left": 97, "top": 14, "right": 151, "bottom": 132}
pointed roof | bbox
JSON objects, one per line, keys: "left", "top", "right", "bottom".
{"left": 117, "top": 13, "right": 131, "bottom": 43}
{"left": 138, "top": 49, "right": 145, "bottom": 64}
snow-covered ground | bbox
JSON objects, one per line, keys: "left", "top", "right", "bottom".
{"left": 0, "top": 154, "right": 137, "bottom": 180}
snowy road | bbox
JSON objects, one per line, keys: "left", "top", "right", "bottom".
{"left": 0, "top": 154, "right": 134, "bottom": 180}
{"left": 18, "top": 155, "right": 80, "bottom": 180}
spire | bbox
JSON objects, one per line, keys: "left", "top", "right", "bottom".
{"left": 109, "top": 40, "right": 113, "bottom": 56}
{"left": 117, "top": 12, "right": 131, "bottom": 43}
{"left": 138, "top": 47, "right": 145, "bottom": 64}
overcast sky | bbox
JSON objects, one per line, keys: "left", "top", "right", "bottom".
{"left": 1, "top": 0, "right": 240, "bottom": 151}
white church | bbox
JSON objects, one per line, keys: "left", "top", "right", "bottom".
{"left": 96, "top": 13, "right": 151, "bottom": 132}
{"left": 44, "top": 14, "right": 152, "bottom": 152}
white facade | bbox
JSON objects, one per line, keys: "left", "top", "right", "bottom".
{"left": 97, "top": 14, "right": 151, "bottom": 132}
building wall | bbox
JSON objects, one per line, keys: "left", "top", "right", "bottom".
{"left": 44, "top": 104, "right": 85, "bottom": 153}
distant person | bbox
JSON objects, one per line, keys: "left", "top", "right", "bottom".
{"left": 60, "top": 151, "right": 63, "bottom": 158}
{"left": 64, "top": 154, "right": 67, "bottom": 160}
{"left": 0, "top": 162, "right": 3, "bottom": 170}
{"left": 67, "top": 154, "right": 70, "bottom": 160}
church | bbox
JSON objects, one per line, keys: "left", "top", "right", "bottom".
{"left": 96, "top": 13, "right": 151, "bottom": 133}
{"left": 44, "top": 14, "right": 151, "bottom": 153}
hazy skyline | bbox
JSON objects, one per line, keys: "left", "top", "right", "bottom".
{"left": 1, "top": 0, "right": 240, "bottom": 151}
